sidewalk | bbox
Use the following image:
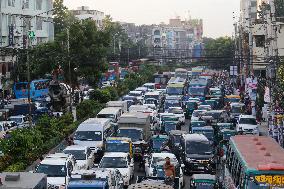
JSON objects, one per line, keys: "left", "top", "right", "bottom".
{"left": 259, "top": 121, "right": 269, "bottom": 136}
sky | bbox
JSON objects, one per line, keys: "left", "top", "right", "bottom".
{"left": 64, "top": 0, "right": 240, "bottom": 38}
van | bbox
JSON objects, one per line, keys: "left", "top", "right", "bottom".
{"left": 97, "top": 107, "right": 121, "bottom": 123}
{"left": 74, "top": 118, "right": 114, "bottom": 157}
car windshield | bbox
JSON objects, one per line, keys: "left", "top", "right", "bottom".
{"left": 99, "top": 157, "right": 127, "bottom": 168}
{"left": 145, "top": 99, "right": 157, "bottom": 105}
{"left": 97, "top": 114, "right": 115, "bottom": 119}
{"left": 36, "top": 164, "right": 67, "bottom": 177}
{"left": 192, "top": 111, "right": 205, "bottom": 117}
{"left": 152, "top": 157, "right": 178, "bottom": 165}
{"left": 194, "top": 183, "right": 215, "bottom": 189}
{"left": 74, "top": 131, "right": 102, "bottom": 141}
{"left": 118, "top": 129, "right": 142, "bottom": 142}
{"left": 106, "top": 142, "right": 130, "bottom": 153}
{"left": 169, "top": 109, "right": 183, "bottom": 114}
{"left": 189, "top": 87, "right": 206, "bottom": 96}
{"left": 9, "top": 117, "right": 23, "bottom": 124}
{"left": 145, "top": 95, "right": 159, "bottom": 100}
{"left": 63, "top": 150, "right": 86, "bottom": 160}
{"left": 239, "top": 118, "right": 257, "bottom": 125}
{"left": 231, "top": 106, "right": 242, "bottom": 114}
{"left": 167, "top": 87, "right": 183, "bottom": 95}
{"left": 129, "top": 92, "right": 141, "bottom": 97}
{"left": 191, "top": 122, "right": 206, "bottom": 128}
{"left": 186, "top": 141, "right": 212, "bottom": 155}
{"left": 153, "top": 139, "right": 166, "bottom": 149}
{"left": 165, "top": 101, "right": 181, "bottom": 109}
{"left": 205, "top": 112, "right": 221, "bottom": 119}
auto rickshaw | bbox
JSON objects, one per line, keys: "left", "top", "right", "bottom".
{"left": 185, "top": 100, "right": 198, "bottom": 119}
{"left": 190, "top": 174, "right": 218, "bottom": 189}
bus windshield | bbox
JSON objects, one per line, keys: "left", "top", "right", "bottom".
{"left": 165, "top": 101, "right": 181, "bottom": 109}
{"left": 186, "top": 141, "right": 212, "bottom": 155}
{"left": 189, "top": 87, "right": 206, "bottom": 96}
{"left": 106, "top": 142, "right": 130, "bottom": 153}
{"left": 74, "top": 131, "right": 102, "bottom": 141}
{"left": 167, "top": 87, "right": 183, "bottom": 95}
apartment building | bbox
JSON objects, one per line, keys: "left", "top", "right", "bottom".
{"left": 0, "top": 0, "right": 54, "bottom": 76}
{"left": 71, "top": 6, "right": 104, "bottom": 28}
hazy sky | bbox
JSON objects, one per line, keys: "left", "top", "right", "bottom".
{"left": 64, "top": 0, "right": 240, "bottom": 38}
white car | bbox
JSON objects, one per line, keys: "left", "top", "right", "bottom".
{"left": 35, "top": 153, "right": 77, "bottom": 188}
{"left": 9, "top": 115, "right": 29, "bottom": 128}
{"left": 236, "top": 115, "right": 259, "bottom": 135}
{"left": 144, "top": 153, "right": 184, "bottom": 188}
{"left": 191, "top": 110, "right": 207, "bottom": 121}
{"left": 99, "top": 152, "right": 134, "bottom": 187}
{"left": 63, "top": 145, "right": 95, "bottom": 170}
{"left": 168, "top": 107, "right": 185, "bottom": 124}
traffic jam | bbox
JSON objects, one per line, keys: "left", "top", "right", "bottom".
{"left": 5, "top": 67, "right": 284, "bottom": 189}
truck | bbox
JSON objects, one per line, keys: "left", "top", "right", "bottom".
{"left": 0, "top": 172, "right": 47, "bottom": 189}
{"left": 117, "top": 112, "right": 151, "bottom": 159}
{"left": 106, "top": 101, "right": 128, "bottom": 113}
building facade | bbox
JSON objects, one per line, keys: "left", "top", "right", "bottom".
{"left": 71, "top": 6, "right": 104, "bottom": 28}
{"left": 0, "top": 0, "right": 54, "bottom": 76}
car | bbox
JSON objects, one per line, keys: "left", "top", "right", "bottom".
{"left": 63, "top": 145, "right": 95, "bottom": 170}
{"left": 144, "top": 152, "right": 184, "bottom": 188}
{"left": 69, "top": 168, "right": 124, "bottom": 189}
{"left": 35, "top": 153, "right": 77, "bottom": 188}
{"left": 236, "top": 114, "right": 259, "bottom": 135}
{"left": 98, "top": 152, "right": 134, "bottom": 187}
{"left": 9, "top": 115, "right": 29, "bottom": 128}
{"left": 0, "top": 121, "right": 17, "bottom": 138}
{"left": 191, "top": 110, "right": 207, "bottom": 121}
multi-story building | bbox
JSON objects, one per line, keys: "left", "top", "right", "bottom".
{"left": 71, "top": 6, "right": 104, "bottom": 28}
{"left": 0, "top": 0, "right": 54, "bottom": 76}
{"left": 239, "top": 0, "right": 284, "bottom": 74}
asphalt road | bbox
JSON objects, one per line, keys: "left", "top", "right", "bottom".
{"left": 131, "top": 120, "right": 191, "bottom": 189}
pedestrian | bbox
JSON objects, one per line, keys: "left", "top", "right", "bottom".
{"left": 163, "top": 157, "right": 175, "bottom": 186}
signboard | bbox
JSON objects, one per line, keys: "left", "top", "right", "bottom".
{"left": 254, "top": 175, "right": 284, "bottom": 187}
{"left": 230, "top": 66, "right": 238, "bottom": 76}
{"left": 8, "top": 25, "right": 14, "bottom": 46}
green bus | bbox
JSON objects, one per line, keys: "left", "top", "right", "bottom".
{"left": 223, "top": 135, "right": 284, "bottom": 188}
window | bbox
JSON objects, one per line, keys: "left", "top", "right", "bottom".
{"left": 36, "top": 17, "right": 43, "bottom": 30}
{"left": 36, "top": 0, "right": 42, "bottom": 10}
{"left": 8, "top": 0, "right": 15, "bottom": 7}
{"left": 23, "top": 0, "right": 29, "bottom": 9}
{"left": 255, "top": 35, "right": 265, "bottom": 47}
{"left": 8, "top": 15, "right": 16, "bottom": 26}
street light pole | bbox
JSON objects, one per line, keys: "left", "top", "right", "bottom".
{"left": 67, "top": 28, "right": 72, "bottom": 113}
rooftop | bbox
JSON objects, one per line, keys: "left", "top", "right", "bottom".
{"left": 231, "top": 136, "right": 284, "bottom": 171}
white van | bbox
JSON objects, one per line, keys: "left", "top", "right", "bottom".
{"left": 74, "top": 118, "right": 114, "bottom": 156}
{"left": 97, "top": 107, "right": 121, "bottom": 123}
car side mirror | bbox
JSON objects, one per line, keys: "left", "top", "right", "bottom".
{"left": 130, "top": 163, "right": 134, "bottom": 167}
{"left": 181, "top": 164, "right": 185, "bottom": 168}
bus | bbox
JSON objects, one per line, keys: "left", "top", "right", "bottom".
{"left": 153, "top": 72, "right": 171, "bottom": 89}
{"left": 166, "top": 77, "right": 187, "bottom": 96}
{"left": 223, "top": 135, "right": 284, "bottom": 189}
{"left": 14, "top": 79, "right": 50, "bottom": 100}
{"left": 175, "top": 68, "right": 188, "bottom": 80}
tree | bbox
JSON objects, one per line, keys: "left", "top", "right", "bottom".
{"left": 204, "top": 37, "right": 234, "bottom": 69}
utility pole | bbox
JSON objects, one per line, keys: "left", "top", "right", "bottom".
{"left": 67, "top": 28, "right": 72, "bottom": 113}
{"left": 0, "top": 0, "right": 2, "bottom": 46}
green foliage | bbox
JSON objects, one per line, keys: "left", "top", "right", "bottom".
{"left": 0, "top": 113, "right": 77, "bottom": 172}
{"left": 204, "top": 37, "right": 234, "bottom": 69}
{"left": 76, "top": 100, "right": 104, "bottom": 121}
